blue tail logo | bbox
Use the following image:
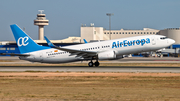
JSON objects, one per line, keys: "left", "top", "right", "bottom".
{"left": 10, "top": 24, "right": 50, "bottom": 54}
{"left": 17, "top": 36, "right": 29, "bottom": 47}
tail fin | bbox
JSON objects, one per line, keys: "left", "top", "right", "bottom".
{"left": 10, "top": 24, "right": 49, "bottom": 54}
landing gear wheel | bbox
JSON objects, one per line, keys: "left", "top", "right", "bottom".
{"left": 94, "top": 61, "right": 100, "bottom": 67}
{"left": 88, "top": 62, "right": 93, "bottom": 67}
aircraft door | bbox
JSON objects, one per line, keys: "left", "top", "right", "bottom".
{"left": 152, "top": 37, "right": 156, "bottom": 45}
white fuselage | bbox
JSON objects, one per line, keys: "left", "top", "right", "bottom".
{"left": 20, "top": 35, "right": 175, "bottom": 63}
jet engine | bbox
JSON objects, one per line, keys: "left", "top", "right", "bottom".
{"left": 98, "top": 50, "right": 116, "bottom": 60}
{"left": 98, "top": 50, "right": 124, "bottom": 60}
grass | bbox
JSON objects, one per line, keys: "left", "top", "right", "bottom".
{"left": 0, "top": 73, "right": 180, "bottom": 100}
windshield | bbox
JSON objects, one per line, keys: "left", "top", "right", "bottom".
{"left": 160, "top": 37, "right": 168, "bottom": 40}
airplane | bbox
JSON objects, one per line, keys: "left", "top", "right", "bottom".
{"left": 1, "top": 24, "right": 175, "bottom": 67}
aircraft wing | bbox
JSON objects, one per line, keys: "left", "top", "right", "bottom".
{"left": 44, "top": 36, "right": 97, "bottom": 58}
{"left": 0, "top": 53, "right": 30, "bottom": 56}
{"left": 55, "top": 47, "right": 96, "bottom": 54}
{"left": 54, "top": 46, "right": 97, "bottom": 58}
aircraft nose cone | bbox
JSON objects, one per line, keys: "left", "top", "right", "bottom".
{"left": 169, "top": 39, "right": 175, "bottom": 44}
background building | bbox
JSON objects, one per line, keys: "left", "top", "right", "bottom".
{"left": 159, "top": 28, "right": 180, "bottom": 55}
{"left": 81, "top": 24, "right": 159, "bottom": 42}
{"left": 159, "top": 28, "right": 180, "bottom": 44}
{"left": 34, "top": 10, "right": 49, "bottom": 40}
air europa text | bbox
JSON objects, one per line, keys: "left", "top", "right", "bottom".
{"left": 112, "top": 38, "right": 150, "bottom": 48}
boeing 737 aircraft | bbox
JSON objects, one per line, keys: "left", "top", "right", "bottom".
{"left": 1, "top": 24, "right": 175, "bottom": 67}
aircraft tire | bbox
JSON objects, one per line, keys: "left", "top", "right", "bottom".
{"left": 88, "top": 62, "right": 93, "bottom": 67}
{"left": 94, "top": 61, "right": 100, "bottom": 67}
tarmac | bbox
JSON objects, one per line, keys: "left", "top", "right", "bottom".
{"left": 1, "top": 56, "right": 180, "bottom": 63}
{"left": 0, "top": 66, "right": 180, "bottom": 73}
{"left": 0, "top": 56, "right": 180, "bottom": 72}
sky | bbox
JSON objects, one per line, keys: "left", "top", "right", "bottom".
{"left": 0, "top": 0, "right": 180, "bottom": 41}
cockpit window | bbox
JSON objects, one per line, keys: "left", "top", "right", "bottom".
{"left": 160, "top": 37, "right": 168, "bottom": 39}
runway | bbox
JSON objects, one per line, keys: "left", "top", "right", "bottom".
{"left": 1, "top": 57, "right": 180, "bottom": 72}
{"left": 0, "top": 66, "right": 180, "bottom": 73}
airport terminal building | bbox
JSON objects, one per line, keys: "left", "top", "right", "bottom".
{"left": 81, "top": 25, "right": 159, "bottom": 42}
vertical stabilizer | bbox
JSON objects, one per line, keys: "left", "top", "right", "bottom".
{"left": 10, "top": 24, "right": 50, "bottom": 54}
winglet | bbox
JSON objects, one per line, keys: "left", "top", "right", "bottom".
{"left": 83, "top": 39, "right": 88, "bottom": 43}
{"left": 44, "top": 36, "right": 56, "bottom": 48}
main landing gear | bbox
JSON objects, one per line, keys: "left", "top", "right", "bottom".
{"left": 88, "top": 60, "right": 100, "bottom": 67}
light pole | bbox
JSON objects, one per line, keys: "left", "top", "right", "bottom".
{"left": 106, "top": 13, "right": 114, "bottom": 40}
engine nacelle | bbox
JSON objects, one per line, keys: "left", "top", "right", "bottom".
{"left": 115, "top": 55, "right": 124, "bottom": 60}
{"left": 98, "top": 50, "right": 116, "bottom": 60}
